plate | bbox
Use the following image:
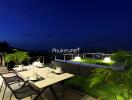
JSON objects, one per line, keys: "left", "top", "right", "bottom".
{"left": 53, "top": 71, "right": 63, "bottom": 75}
{"left": 29, "top": 77, "right": 37, "bottom": 80}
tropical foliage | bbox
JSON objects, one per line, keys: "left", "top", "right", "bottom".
{"left": 5, "top": 51, "right": 29, "bottom": 65}
{"left": 88, "top": 51, "right": 132, "bottom": 100}
{"left": 111, "top": 51, "right": 132, "bottom": 70}
{"left": 66, "top": 51, "right": 132, "bottom": 100}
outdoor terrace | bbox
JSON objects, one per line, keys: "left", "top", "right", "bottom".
{"left": 0, "top": 66, "right": 96, "bottom": 100}
{"left": 0, "top": 50, "right": 131, "bottom": 100}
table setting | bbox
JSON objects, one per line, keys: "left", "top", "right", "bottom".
{"left": 13, "top": 64, "right": 74, "bottom": 100}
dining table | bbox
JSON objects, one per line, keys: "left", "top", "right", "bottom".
{"left": 13, "top": 66, "right": 74, "bottom": 100}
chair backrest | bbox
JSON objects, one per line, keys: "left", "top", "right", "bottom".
{"left": 1, "top": 73, "right": 39, "bottom": 100}
{"left": 0, "top": 72, "right": 24, "bottom": 90}
{"left": 0, "top": 73, "right": 14, "bottom": 92}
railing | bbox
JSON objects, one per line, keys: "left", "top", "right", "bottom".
{"left": 54, "top": 53, "right": 112, "bottom": 60}
{"left": 6, "top": 56, "right": 50, "bottom": 67}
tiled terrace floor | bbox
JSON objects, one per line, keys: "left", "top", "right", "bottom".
{"left": 0, "top": 67, "right": 96, "bottom": 100}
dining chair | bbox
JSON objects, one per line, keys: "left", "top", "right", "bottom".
{"left": 1, "top": 73, "right": 41, "bottom": 100}
{"left": 0, "top": 72, "right": 25, "bottom": 100}
{"left": 0, "top": 72, "right": 24, "bottom": 90}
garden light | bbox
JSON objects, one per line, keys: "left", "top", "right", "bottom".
{"left": 74, "top": 56, "right": 81, "bottom": 61}
{"left": 103, "top": 57, "right": 111, "bottom": 63}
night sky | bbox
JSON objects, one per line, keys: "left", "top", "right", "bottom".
{"left": 0, "top": 0, "right": 132, "bottom": 50}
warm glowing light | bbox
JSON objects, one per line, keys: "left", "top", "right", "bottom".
{"left": 74, "top": 56, "right": 81, "bottom": 61}
{"left": 103, "top": 57, "right": 111, "bottom": 63}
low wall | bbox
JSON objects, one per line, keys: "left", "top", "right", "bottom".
{"left": 51, "top": 59, "right": 108, "bottom": 77}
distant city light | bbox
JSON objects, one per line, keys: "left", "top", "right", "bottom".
{"left": 103, "top": 57, "right": 111, "bottom": 63}
{"left": 74, "top": 56, "right": 81, "bottom": 61}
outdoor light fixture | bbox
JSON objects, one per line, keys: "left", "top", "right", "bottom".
{"left": 74, "top": 56, "right": 81, "bottom": 61}
{"left": 103, "top": 57, "right": 111, "bottom": 63}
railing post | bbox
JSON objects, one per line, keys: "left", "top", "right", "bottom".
{"left": 93, "top": 54, "right": 94, "bottom": 59}
{"left": 83, "top": 53, "right": 85, "bottom": 58}
{"left": 54, "top": 55, "right": 56, "bottom": 60}
{"left": 72, "top": 54, "right": 74, "bottom": 59}
{"left": 64, "top": 55, "right": 65, "bottom": 60}
{"left": 2, "top": 54, "right": 5, "bottom": 66}
{"left": 43, "top": 56, "right": 45, "bottom": 64}
{"left": 102, "top": 54, "right": 104, "bottom": 60}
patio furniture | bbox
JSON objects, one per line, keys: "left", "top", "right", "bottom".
{"left": 16, "top": 67, "right": 74, "bottom": 100}
{"left": 0, "top": 72, "right": 25, "bottom": 100}
{"left": 1, "top": 74, "right": 40, "bottom": 100}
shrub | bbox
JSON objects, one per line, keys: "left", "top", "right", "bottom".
{"left": 5, "top": 51, "right": 29, "bottom": 66}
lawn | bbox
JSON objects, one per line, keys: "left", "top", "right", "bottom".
{"left": 71, "top": 58, "right": 114, "bottom": 66}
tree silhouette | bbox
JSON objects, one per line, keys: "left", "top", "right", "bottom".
{"left": 0, "top": 41, "right": 10, "bottom": 53}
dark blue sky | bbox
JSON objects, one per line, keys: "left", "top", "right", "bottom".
{"left": 0, "top": 0, "right": 132, "bottom": 50}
